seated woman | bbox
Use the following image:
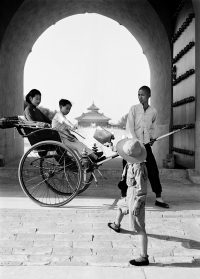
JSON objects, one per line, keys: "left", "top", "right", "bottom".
{"left": 52, "top": 99, "right": 104, "bottom": 162}
{"left": 24, "top": 89, "right": 51, "bottom": 126}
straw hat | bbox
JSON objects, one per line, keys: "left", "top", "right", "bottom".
{"left": 116, "top": 138, "right": 146, "bottom": 163}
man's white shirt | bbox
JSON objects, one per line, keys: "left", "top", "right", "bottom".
{"left": 126, "top": 103, "right": 157, "bottom": 144}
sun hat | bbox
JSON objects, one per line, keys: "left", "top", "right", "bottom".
{"left": 116, "top": 138, "right": 146, "bottom": 163}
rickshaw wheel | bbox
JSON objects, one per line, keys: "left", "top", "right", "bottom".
{"left": 39, "top": 154, "right": 93, "bottom": 196}
{"left": 18, "top": 141, "right": 82, "bottom": 207}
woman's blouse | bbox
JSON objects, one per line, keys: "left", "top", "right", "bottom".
{"left": 24, "top": 105, "right": 51, "bottom": 124}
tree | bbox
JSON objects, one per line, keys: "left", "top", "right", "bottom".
{"left": 23, "top": 100, "right": 57, "bottom": 120}
{"left": 39, "top": 106, "right": 57, "bottom": 120}
{"left": 118, "top": 114, "right": 128, "bottom": 128}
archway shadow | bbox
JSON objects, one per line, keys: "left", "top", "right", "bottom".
{"left": 119, "top": 229, "right": 200, "bottom": 267}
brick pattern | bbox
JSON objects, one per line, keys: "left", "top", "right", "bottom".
{"left": 0, "top": 209, "right": 200, "bottom": 267}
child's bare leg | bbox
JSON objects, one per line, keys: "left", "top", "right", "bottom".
{"left": 108, "top": 208, "right": 124, "bottom": 232}
{"left": 138, "top": 230, "right": 148, "bottom": 257}
{"left": 115, "top": 208, "right": 124, "bottom": 226}
{"left": 129, "top": 230, "right": 149, "bottom": 266}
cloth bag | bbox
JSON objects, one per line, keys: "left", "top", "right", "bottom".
{"left": 93, "top": 126, "right": 114, "bottom": 144}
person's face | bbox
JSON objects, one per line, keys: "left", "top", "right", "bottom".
{"left": 60, "top": 104, "right": 72, "bottom": 115}
{"left": 138, "top": 89, "right": 150, "bottom": 104}
{"left": 29, "top": 94, "right": 41, "bottom": 107}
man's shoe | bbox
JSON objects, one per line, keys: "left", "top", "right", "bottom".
{"left": 155, "top": 200, "right": 169, "bottom": 208}
{"left": 129, "top": 255, "right": 149, "bottom": 266}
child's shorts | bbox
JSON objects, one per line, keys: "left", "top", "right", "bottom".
{"left": 117, "top": 190, "right": 146, "bottom": 233}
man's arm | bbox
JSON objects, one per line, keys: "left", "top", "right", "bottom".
{"left": 149, "top": 110, "right": 157, "bottom": 140}
{"left": 126, "top": 106, "right": 138, "bottom": 139}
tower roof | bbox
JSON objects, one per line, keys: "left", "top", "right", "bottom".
{"left": 75, "top": 102, "right": 111, "bottom": 122}
{"left": 87, "top": 102, "right": 99, "bottom": 112}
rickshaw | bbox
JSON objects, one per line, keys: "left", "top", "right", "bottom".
{"left": 0, "top": 116, "right": 191, "bottom": 207}
{"left": 0, "top": 116, "right": 118, "bottom": 207}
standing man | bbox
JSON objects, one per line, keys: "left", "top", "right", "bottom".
{"left": 125, "top": 85, "right": 169, "bottom": 208}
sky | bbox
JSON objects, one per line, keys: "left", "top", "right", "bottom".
{"left": 24, "top": 13, "right": 150, "bottom": 124}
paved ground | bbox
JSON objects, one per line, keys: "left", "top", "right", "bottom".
{"left": 0, "top": 167, "right": 200, "bottom": 278}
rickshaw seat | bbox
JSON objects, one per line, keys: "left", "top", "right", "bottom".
{"left": 23, "top": 128, "right": 62, "bottom": 146}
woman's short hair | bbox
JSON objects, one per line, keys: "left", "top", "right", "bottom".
{"left": 25, "top": 89, "right": 41, "bottom": 104}
{"left": 59, "top": 99, "right": 72, "bottom": 107}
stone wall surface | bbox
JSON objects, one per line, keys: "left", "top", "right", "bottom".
{"left": 192, "top": 0, "right": 200, "bottom": 173}
{"left": 172, "top": 0, "right": 195, "bottom": 169}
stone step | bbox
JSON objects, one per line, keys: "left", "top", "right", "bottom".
{"left": 0, "top": 208, "right": 200, "bottom": 267}
{"left": 0, "top": 165, "right": 188, "bottom": 180}
{"left": 0, "top": 158, "right": 188, "bottom": 180}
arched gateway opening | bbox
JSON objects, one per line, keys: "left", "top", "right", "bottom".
{"left": 0, "top": 0, "right": 171, "bottom": 167}
{"left": 24, "top": 14, "right": 150, "bottom": 124}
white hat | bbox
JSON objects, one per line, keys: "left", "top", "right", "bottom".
{"left": 116, "top": 138, "right": 146, "bottom": 163}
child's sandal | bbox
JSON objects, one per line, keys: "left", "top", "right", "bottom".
{"left": 108, "top": 222, "right": 121, "bottom": 233}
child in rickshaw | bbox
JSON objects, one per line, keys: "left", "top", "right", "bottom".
{"left": 52, "top": 99, "right": 105, "bottom": 162}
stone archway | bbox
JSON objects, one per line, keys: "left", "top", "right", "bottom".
{"left": 0, "top": 0, "right": 171, "bottom": 166}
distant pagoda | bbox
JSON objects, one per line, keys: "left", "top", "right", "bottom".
{"left": 75, "top": 102, "right": 111, "bottom": 127}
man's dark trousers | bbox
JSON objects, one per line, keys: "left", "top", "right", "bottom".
{"left": 144, "top": 143, "right": 162, "bottom": 196}
{"left": 122, "top": 143, "right": 162, "bottom": 197}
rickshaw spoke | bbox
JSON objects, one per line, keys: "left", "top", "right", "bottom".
{"left": 18, "top": 140, "right": 82, "bottom": 207}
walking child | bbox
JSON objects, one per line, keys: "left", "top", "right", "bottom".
{"left": 108, "top": 138, "right": 149, "bottom": 266}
